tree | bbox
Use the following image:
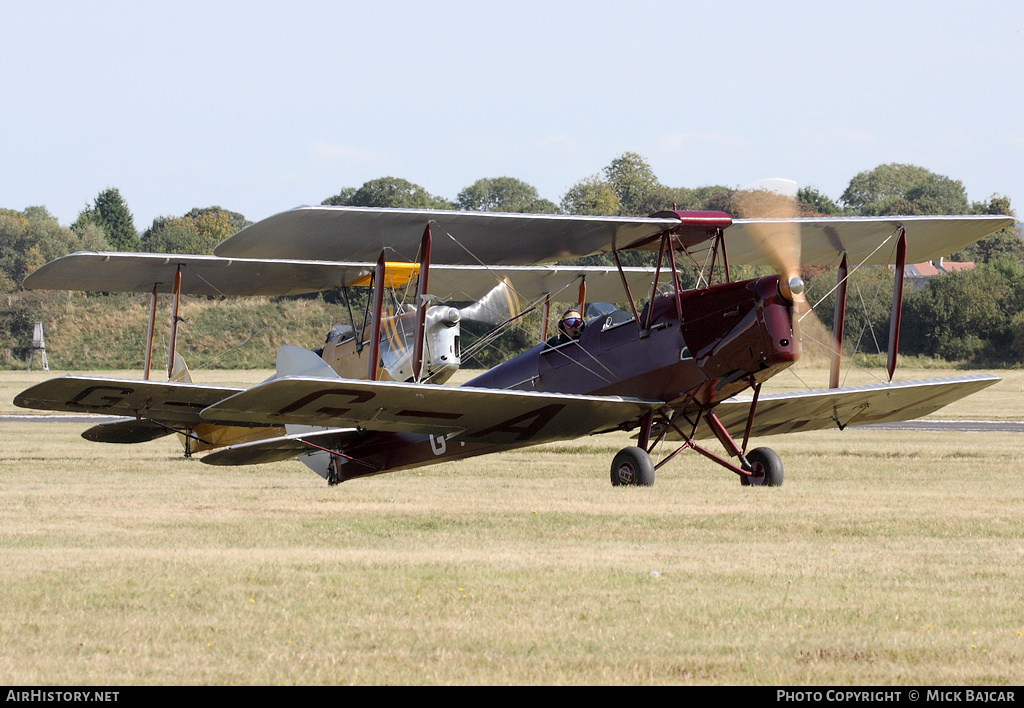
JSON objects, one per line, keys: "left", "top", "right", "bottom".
{"left": 0, "top": 206, "right": 109, "bottom": 291}
{"left": 952, "top": 194, "right": 1024, "bottom": 263}
{"left": 902, "top": 258, "right": 1024, "bottom": 362}
{"left": 456, "top": 177, "right": 557, "bottom": 213}
{"left": 560, "top": 175, "right": 620, "bottom": 216}
{"left": 321, "top": 187, "right": 357, "bottom": 206}
{"left": 187, "top": 206, "right": 249, "bottom": 234}
{"left": 561, "top": 153, "right": 735, "bottom": 215}
{"left": 634, "top": 184, "right": 728, "bottom": 214}
{"left": 322, "top": 178, "right": 453, "bottom": 210}
{"left": 75, "top": 188, "right": 139, "bottom": 250}
{"left": 798, "top": 186, "right": 842, "bottom": 215}
{"left": 840, "top": 164, "right": 968, "bottom": 216}
{"left": 140, "top": 206, "right": 250, "bottom": 255}
{"left": 603, "top": 152, "right": 660, "bottom": 216}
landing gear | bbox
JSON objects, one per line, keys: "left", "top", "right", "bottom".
{"left": 327, "top": 456, "right": 342, "bottom": 486}
{"left": 610, "top": 446, "right": 655, "bottom": 487}
{"left": 741, "top": 447, "right": 784, "bottom": 487}
{"left": 615, "top": 409, "right": 784, "bottom": 489}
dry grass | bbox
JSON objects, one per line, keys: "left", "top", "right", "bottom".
{"left": 2, "top": 365, "right": 1024, "bottom": 684}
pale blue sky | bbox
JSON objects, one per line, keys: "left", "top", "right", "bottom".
{"left": 3, "top": 0, "right": 1022, "bottom": 230}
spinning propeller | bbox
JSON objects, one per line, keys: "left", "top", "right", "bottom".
{"left": 458, "top": 276, "right": 522, "bottom": 326}
{"left": 733, "top": 178, "right": 808, "bottom": 316}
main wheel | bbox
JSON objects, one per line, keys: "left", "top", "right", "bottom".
{"left": 741, "top": 447, "right": 783, "bottom": 487}
{"left": 610, "top": 447, "right": 655, "bottom": 487}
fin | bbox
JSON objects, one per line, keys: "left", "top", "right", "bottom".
{"left": 170, "top": 352, "right": 193, "bottom": 383}
{"left": 273, "top": 344, "right": 342, "bottom": 380}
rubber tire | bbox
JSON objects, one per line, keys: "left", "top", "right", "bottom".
{"left": 741, "top": 447, "right": 784, "bottom": 487}
{"left": 610, "top": 446, "right": 655, "bottom": 487}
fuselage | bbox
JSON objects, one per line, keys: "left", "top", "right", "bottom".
{"left": 332, "top": 274, "right": 800, "bottom": 480}
{"left": 466, "top": 273, "right": 799, "bottom": 405}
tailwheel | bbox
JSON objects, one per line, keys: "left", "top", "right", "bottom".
{"left": 610, "top": 446, "right": 655, "bottom": 487}
{"left": 741, "top": 447, "right": 784, "bottom": 487}
{"left": 327, "top": 456, "right": 342, "bottom": 486}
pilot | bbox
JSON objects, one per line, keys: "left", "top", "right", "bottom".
{"left": 556, "top": 309, "right": 585, "bottom": 343}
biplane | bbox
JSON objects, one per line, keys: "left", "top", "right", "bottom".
{"left": 14, "top": 203, "right": 1012, "bottom": 487}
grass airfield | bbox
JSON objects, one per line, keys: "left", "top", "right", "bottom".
{"left": 1, "top": 366, "right": 1023, "bottom": 685}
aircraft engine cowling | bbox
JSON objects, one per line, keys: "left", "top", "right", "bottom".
{"left": 380, "top": 304, "right": 463, "bottom": 384}
{"left": 419, "top": 305, "right": 462, "bottom": 383}
{"left": 318, "top": 277, "right": 518, "bottom": 384}
{"left": 678, "top": 274, "right": 801, "bottom": 404}
{"left": 380, "top": 277, "right": 518, "bottom": 384}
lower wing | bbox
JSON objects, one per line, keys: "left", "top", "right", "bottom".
{"left": 200, "top": 428, "right": 364, "bottom": 466}
{"left": 675, "top": 375, "right": 1001, "bottom": 440}
{"left": 14, "top": 376, "right": 246, "bottom": 424}
{"left": 200, "top": 376, "right": 659, "bottom": 442}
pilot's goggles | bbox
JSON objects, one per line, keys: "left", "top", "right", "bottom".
{"left": 563, "top": 317, "right": 583, "bottom": 328}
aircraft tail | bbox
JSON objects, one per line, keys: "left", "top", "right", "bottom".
{"left": 274, "top": 344, "right": 341, "bottom": 380}
{"left": 170, "top": 352, "right": 193, "bottom": 383}
{"left": 272, "top": 345, "right": 344, "bottom": 479}
{"left": 172, "top": 345, "right": 355, "bottom": 469}
{"left": 172, "top": 352, "right": 287, "bottom": 455}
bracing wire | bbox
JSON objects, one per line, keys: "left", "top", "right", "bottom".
{"left": 782, "top": 228, "right": 904, "bottom": 390}
{"left": 193, "top": 326, "right": 269, "bottom": 371}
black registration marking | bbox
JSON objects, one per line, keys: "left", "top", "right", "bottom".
{"left": 274, "top": 388, "right": 377, "bottom": 419}
{"left": 469, "top": 404, "right": 564, "bottom": 442}
{"left": 70, "top": 385, "right": 135, "bottom": 409}
{"left": 397, "top": 410, "right": 463, "bottom": 420}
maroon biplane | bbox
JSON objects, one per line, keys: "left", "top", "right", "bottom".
{"left": 15, "top": 205, "right": 1012, "bottom": 487}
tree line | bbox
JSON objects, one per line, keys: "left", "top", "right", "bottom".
{"left": 1, "top": 155, "right": 1022, "bottom": 365}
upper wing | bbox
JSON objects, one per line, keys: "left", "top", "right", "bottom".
{"left": 200, "top": 376, "right": 658, "bottom": 443}
{"left": 14, "top": 376, "right": 245, "bottom": 424}
{"left": 673, "top": 375, "right": 1001, "bottom": 440}
{"left": 722, "top": 216, "right": 1016, "bottom": 266}
{"left": 21, "top": 251, "right": 652, "bottom": 304}
{"left": 214, "top": 206, "right": 683, "bottom": 264}
{"left": 21, "top": 252, "right": 368, "bottom": 297}
{"left": 212, "top": 205, "right": 1012, "bottom": 267}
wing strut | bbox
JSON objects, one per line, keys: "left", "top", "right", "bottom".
{"left": 829, "top": 254, "right": 849, "bottom": 389}
{"left": 667, "top": 235, "right": 685, "bottom": 321}
{"left": 165, "top": 265, "right": 182, "bottom": 380}
{"left": 412, "top": 225, "right": 432, "bottom": 382}
{"left": 887, "top": 228, "right": 907, "bottom": 381}
{"left": 612, "top": 249, "right": 642, "bottom": 327}
{"left": 144, "top": 285, "right": 158, "bottom": 381}
{"left": 367, "top": 253, "right": 386, "bottom": 381}
{"left": 540, "top": 296, "right": 551, "bottom": 342}
{"left": 706, "top": 231, "right": 724, "bottom": 286}
{"left": 716, "top": 229, "right": 732, "bottom": 283}
{"left": 643, "top": 235, "right": 669, "bottom": 330}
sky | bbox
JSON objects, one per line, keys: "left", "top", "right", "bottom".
{"left": 3, "top": 0, "right": 1022, "bottom": 230}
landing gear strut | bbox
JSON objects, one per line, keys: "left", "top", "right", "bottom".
{"left": 610, "top": 405, "right": 786, "bottom": 489}
{"left": 610, "top": 446, "right": 655, "bottom": 487}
